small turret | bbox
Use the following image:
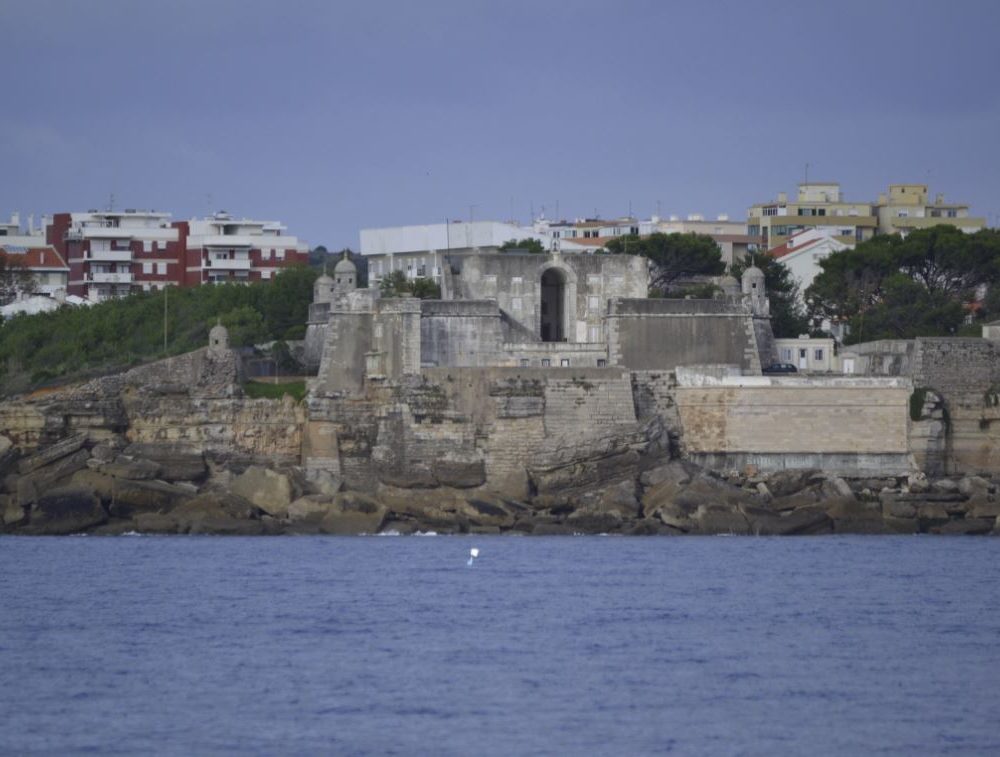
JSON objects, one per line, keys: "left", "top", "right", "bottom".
{"left": 333, "top": 251, "right": 357, "bottom": 293}
{"left": 208, "top": 319, "right": 230, "bottom": 353}
{"left": 741, "top": 264, "right": 768, "bottom": 315}
{"left": 313, "top": 265, "right": 335, "bottom": 304}
{"left": 719, "top": 273, "right": 740, "bottom": 298}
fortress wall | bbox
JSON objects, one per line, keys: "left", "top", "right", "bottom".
{"left": 419, "top": 304, "right": 505, "bottom": 367}
{"left": 675, "top": 376, "right": 913, "bottom": 475}
{"left": 607, "top": 303, "right": 757, "bottom": 371}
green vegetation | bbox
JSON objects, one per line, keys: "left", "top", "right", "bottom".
{"left": 242, "top": 380, "right": 307, "bottom": 402}
{"left": 806, "top": 226, "right": 1000, "bottom": 343}
{"left": 499, "top": 238, "right": 546, "bottom": 254}
{"left": 0, "top": 253, "right": 36, "bottom": 305}
{"left": 605, "top": 232, "right": 725, "bottom": 291}
{"left": 0, "top": 265, "right": 318, "bottom": 396}
{"left": 378, "top": 270, "right": 441, "bottom": 299}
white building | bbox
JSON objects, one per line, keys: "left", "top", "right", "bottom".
{"left": 768, "top": 228, "right": 852, "bottom": 299}
{"left": 774, "top": 335, "right": 839, "bottom": 372}
{"left": 184, "top": 212, "right": 309, "bottom": 285}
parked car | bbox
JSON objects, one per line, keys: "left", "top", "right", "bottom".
{"left": 763, "top": 363, "right": 798, "bottom": 374}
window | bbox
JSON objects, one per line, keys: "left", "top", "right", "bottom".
{"left": 589, "top": 326, "right": 599, "bottom": 342}
{"left": 541, "top": 358, "right": 551, "bottom": 367}
{"left": 597, "top": 359, "right": 607, "bottom": 367}
{"left": 520, "top": 358, "right": 529, "bottom": 367}
{"left": 588, "top": 295, "right": 599, "bottom": 311}
{"left": 780, "top": 348, "right": 792, "bottom": 361}
{"left": 156, "top": 262, "right": 167, "bottom": 275}
{"left": 143, "top": 240, "right": 152, "bottom": 252}
{"left": 262, "top": 270, "right": 272, "bottom": 280}
{"left": 560, "top": 359, "right": 570, "bottom": 367}
{"left": 511, "top": 297, "right": 522, "bottom": 311}
{"left": 142, "top": 262, "right": 152, "bottom": 274}
{"left": 814, "top": 348, "right": 824, "bottom": 361}
{"left": 947, "top": 210, "right": 957, "bottom": 218}
{"left": 276, "top": 250, "right": 285, "bottom": 261}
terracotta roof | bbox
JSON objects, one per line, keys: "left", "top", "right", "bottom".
{"left": 767, "top": 230, "right": 818, "bottom": 259}
{"left": 0, "top": 245, "right": 70, "bottom": 270}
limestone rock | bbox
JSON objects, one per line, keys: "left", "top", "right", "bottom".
{"left": 124, "top": 443, "right": 207, "bottom": 481}
{"left": 0, "top": 435, "right": 18, "bottom": 477}
{"left": 673, "top": 474, "right": 749, "bottom": 510}
{"left": 574, "top": 478, "right": 640, "bottom": 517}
{"left": 763, "top": 469, "right": 820, "bottom": 498}
{"left": 932, "top": 518, "right": 995, "bottom": 536}
{"left": 133, "top": 512, "right": 180, "bottom": 534}
{"left": 319, "top": 492, "right": 389, "bottom": 535}
{"left": 167, "top": 491, "right": 259, "bottom": 533}
{"left": 958, "top": 476, "right": 991, "bottom": 497}
{"left": 906, "top": 472, "right": 930, "bottom": 494}
{"left": 287, "top": 494, "right": 337, "bottom": 522}
{"left": 968, "top": 501, "right": 1000, "bottom": 519}
{"left": 820, "top": 476, "right": 855, "bottom": 500}
{"left": 565, "top": 510, "right": 623, "bottom": 534}
{"left": 302, "top": 469, "right": 343, "bottom": 497}
{"left": 692, "top": 505, "right": 750, "bottom": 535}
{"left": 231, "top": 466, "right": 293, "bottom": 517}
{"left": 2, "top": 495, "right": 26, "bottom": 527}
{"left": 71, "top": 469, "right": 193, "bottom": 517}
{"left": 639, "top": 460, "right": 695, "bottom": 489}
{"left": 883, "top": 515, "right": 919, "bottom": 534}
{"left": 744, "top": 506, "right": 832, "bottom": 536}
{"left": 771, "top": 485, "right": 823, "bottom": 512}
{"left": 430, "top": 452, "right": 486, "bottom": 489}
{"left": 917, "top": 504, "right": 950, "bottom": 529}
{"left": 99, "top": 457, "right": 161, "bottom": 481}
{"left": 17, "top": 434, "right": 87, "bottom": 475}
{"left": 825, "top": 498, "right": 892, "bottom": 534}
{"left": 29, "top": 487, "right": 107, "bottom": 534}
{"left": 931, "top": 478, "right": 960, "bottom": 493}
{"left": 16, "top": 448, "right": 92, "bottom": 507}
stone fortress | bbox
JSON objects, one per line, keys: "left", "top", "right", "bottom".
{"left": 4, "top": 247, "right": 1000, "bottom": 536}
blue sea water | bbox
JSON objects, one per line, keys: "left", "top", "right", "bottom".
{"left": 2, "top": 536, "right": 999, "bottom": 756}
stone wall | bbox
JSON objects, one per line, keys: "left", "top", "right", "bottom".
{"left": 674, "top": 373, "right": 913, "bottom": 475}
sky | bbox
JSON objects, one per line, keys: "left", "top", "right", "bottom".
{"left": 2, "top": 0, "right": 999, "bottom": 249}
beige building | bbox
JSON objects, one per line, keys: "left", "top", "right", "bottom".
{"left": 875, "top": 184, "right": 984, "bottom": 236}
{"left": 749, "top": 182, "right": 984, "bottom": 251}
{"left": 748, "top": 183, "right": 878, "bottom": 250}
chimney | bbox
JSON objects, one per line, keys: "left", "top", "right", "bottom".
{"left": 717, "top": 213, "right": 729, "bottom": 221}
{"left": 11, "top": 211, "right": 20, "bottom": 228}
{"left": 777, "top": 192, "right": 787, "bottom": 203}
{"left": 878, "top": 193, "right": 887, "bottom": 205}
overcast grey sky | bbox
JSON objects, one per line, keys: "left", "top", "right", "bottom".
{"left": 3, "top": 0, "right": 999, "bottom": 249}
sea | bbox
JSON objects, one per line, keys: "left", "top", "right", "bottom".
{"left": 2, "top": 535, "right": 999, "bottom": 756}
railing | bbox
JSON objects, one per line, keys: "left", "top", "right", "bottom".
{"left": 87, "top": 272, "right": 133, "bottom": 284}
{"left": 205, "top": 257, "right": 252, "bottom": 270}
{"left": 87, "top": 249, "right": 133, "bottom": 262}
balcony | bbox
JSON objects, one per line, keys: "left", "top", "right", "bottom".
{"left": 87, "top": 248, "right": 133, "bottom": 262}
{"left": 87, "top": 271, "right": 133, "bottom": 284}
{"left": 205, "top": 256, "right": 252, "bottom": 270}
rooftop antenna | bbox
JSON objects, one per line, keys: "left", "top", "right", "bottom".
{"left": 656, "top": 199, "right": 662, "bottom": 218}
{"left": 804, "top": 162, "right": 809, "bottom": 185}
{"left": 555, "top": 200, "right": 559, "bottom": 221}
{"left": 468, "top": 204, "right": 477, "bottom": 223}
{"left": 107, "top": 192, "right": 115, "bottom": 212}
{"left": 628, "top": 199, "right": 633, "bottom": 218}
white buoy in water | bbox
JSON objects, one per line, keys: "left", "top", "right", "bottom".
{"left": 467, "top": 547, "right": 479, "bottom": 566}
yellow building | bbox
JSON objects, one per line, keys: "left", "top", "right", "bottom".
{"left": 875, "top": 184, "right": 985, "bottom": 235}
{"left": 747, "top": 183, "right": 877, "bottom": 250}
{"left": 749, "top": 182, "right": 984, "bottom": 250}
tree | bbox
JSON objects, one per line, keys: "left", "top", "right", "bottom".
{"left": 219, "top": 306, "right": 267, "bottom": 348}
{"left": 805, "top": 225, "right": 1000, "bottom": 344}
{"left": 500, "top": 238, "right": 546, "bottom": 254}
{"left": 732, "top": 255, "right": 810, "bottom": 338}
{"left": 0, "top": 253, "right": 36, "bottom": 305}
{"left": 605, "top": 232, "right": 725, "bottom": 291}
{"left": 379, "top": 270, "right": 440, "bottom": 299}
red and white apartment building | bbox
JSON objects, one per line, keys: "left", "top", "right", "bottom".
{"left": 46, "top": 209, "right": 309, "bottom": 301}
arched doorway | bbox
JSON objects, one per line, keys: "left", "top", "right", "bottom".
{"left": 540, "top": 267, "right": 566, "bottom": 342}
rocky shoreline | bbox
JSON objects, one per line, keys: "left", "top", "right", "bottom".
{"left": 3, "top": 433, "right": 999, "bottom": 536}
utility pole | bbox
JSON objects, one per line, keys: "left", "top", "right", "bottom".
{"left": 163, "top": 285, "right": 168, "bottom": 354}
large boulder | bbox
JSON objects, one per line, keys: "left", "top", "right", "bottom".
{"left": 98, "top": 456, "right": 161, "bottom": 481}
{"left": 573, "top": 478, "right": 640, "bottom": 518}
{"left": 71, "top": 469, "right": 194, "bottom": 517}
{"left": 319, "top": 492, "right": 389, "bottom": 535}
{"left": 230, "top": 466, "right": 293, "bottom": 517}
{"left": 640, "top": 461, "right": 696, "bottom": 516}
{"left": 691, "top": 505, "right": 750, "bottom": 535}
{"left": 430, "top": 452, "right": 486, "bottom": 489}
{"left": 565, "top": 509, "right": 624, "bottom": 534}
{"left": 958, "top": 476, "right": 991, "bottom": 497}
{"left": 825, "top": 498, "right": 892, "bottom": 534}
{"left": 166, "top": 491, "right": 260, "bottom": 534}
{"left": 763, "top": 469, "right": 820, "bottom": 497}
{"left": 17, "top": 434, "right": 87, "bottom": 475}
{"left": 29, "top": 487, "right": 106, "bottom": 534}
{"left": 0, "top": 435, "right": 18, "bottom": 477}
{"left": 673, "top": 474, "right": 749, "bottom": 510}
{"left": 932, "top": 518, "right": 995, "bottom": 536}
{"left": 124, "top": 443, "right": 207, "bottom": 481}
{"left": 16, "top": 448, "right": 92, "bottom": 507}
{"left": 2, "top": 494, "right": 26, "bottom": 528}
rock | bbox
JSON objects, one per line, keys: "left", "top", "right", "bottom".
{"left": 917, "top": 504, "right": 950, "bottom": 531}
{"left": 90, "top": 444, "right": 117, "bottom": 464}
{"left": 575, "top": 478, "right": 640, "bottom": 517}
{"left": 622, "top": 519, "right": 677, "bottom": 536}
{"left": 825, "top": 498, "right": 892, "bottom": 534}
{"left": 565, "top": 510, "right": 623, "bottom": 533}
{"left": 531, "top": 522, "right": 577, "bottom": 535}
{"left": 771, "top": 485, "right": 823, "bottom": 512}
{"left": 968, "top": 501, "right": 1000, "bottom": 519}
{"left": 692, "top": 505, "right": 750, "bottom": 535}
{"left": 71, "top": 470, "right": 194, "bottom": 518}
{"left": 756, "top": 482, "right": 773, "bottom": 502}
{"left": 932, "top": 519, "right": 995, "bottom": 536}
{"left": 99, "top": 457, "right": 161, "bottom": 481}
{"left": 820, "top": 476, "right": 855, "bottom": 500}
{"left": 764, "top": 469, "right": 820, "bottom": 497}
{"left": 16, "top": 448, "right": 92, "bottom": 507}
{"left": 123, "top": 443, "right": 207, "bottom": 481}
{"left": 0, "top": 435, "right": 18, "bottom": 477}
{"left": 167, "top": 491, "right": 259, "bottom": 533}
{"left": 2, "top": 496, "right": 26, "bottom": 527}
{"left": 302, "top": 469, "right": 343, "bottom": 497}
{"left": 319, "top": 492, "right": 389, "bottom": 535}
{"left": 230, "top": 466, "right": 293, "bottom": 517}
{"left": 28, "top": 487, "right": 107, "bottom": 534}
{"left": 17, "top": 434, "right": 87, "bottom": 475}
{"left": 673, "top": 474, "right": 749, "bottom": 510}
{"left": 931, "top": 478, "right": 959, "bottom": 493}
{"left": 879, "top": 492, "right": 916, "bottom": 518}
{"left": 958, "top": 476, "right": 991, "bottom": 497}
{"left": 430, "top": 452, "right": 486, "bottom": 488}
{"left": 462, "top": 495, "right": 524, "bottom": 528}
{"left": 639, "top": 460, "right": 695, "bottom": 489}
{"left": 744, "top": 506, "right": 832, "bottom": 536}
{"left": 652, "top": 502, "right": 696, "bottom": 531}
{"left": 883, "top": 515, "right": 919, "bottom": 534}
{"left": 133, "top": 512, "right": 180, "bottom": 534}
{"left": 288, "top": 494, "right": 336, "bottom": 522}
{"left": 188, "top": 517, "right": 264, "bottom": 536}
{"left": 906, "top": 472, "right": 930, "bottom": 494}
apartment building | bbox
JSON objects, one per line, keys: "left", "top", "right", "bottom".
{"left": 0, "top": 244, "right": 69, "bottom": 300}
{"left": 875, "top": 184, "right": 984, "bottom": 235}
{"left": 748, "top": 183, "right": 878, "bottom": 250}
{"left": 45, "top": 209, "right": 308, "bottom": 301}
{"left": 183, "top": 212, "right": 308, "bottom": 286}
{"left": 749, "top": 182, "right": 985, "bottom": 251}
